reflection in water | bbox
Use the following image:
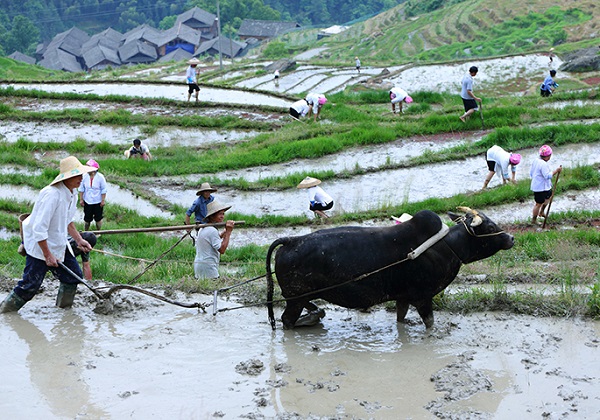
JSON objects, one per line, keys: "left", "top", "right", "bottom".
{"left": 4, "top": 313, "right": 108, "bottom": 418}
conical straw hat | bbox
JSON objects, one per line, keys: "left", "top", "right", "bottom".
{"left": 297, "top": 176, "right": 321, "bottom": 189}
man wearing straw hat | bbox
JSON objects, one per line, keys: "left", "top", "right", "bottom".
{"left": 184, "top": 182, "right": 216, "bottom": 225}
{"left": 297, "top": 176, "right": 334, "bottom": 218}
{"left": 0, "top": 156, "right": 97, "bottom": 313}
{"left": 186, "top": 58, "right": 201, "bottom": 102}
{"left": 194, "top": 202, "right": 235, "bottom": 279}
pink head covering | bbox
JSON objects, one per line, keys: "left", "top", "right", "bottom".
{"left": 318, "top": 96, "right": 327, "bottom": 105}
{"left": 86, "top": 159, "right": 99, "bottom": 169}
{"left": 509, "top": 153, "right": 521, "bottom": 165}
{"left": 404, "top": 95, "right": 413, "bottom": 103}
{"left": 539, "top": 145, "right": 553, "bottom": 157}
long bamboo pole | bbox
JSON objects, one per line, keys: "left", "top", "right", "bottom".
{"left": 90, "top": 221, "right": 245, "bottom": 235}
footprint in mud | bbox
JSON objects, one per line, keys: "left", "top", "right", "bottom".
{"left": 235, "top": 358, "right": 265, "bottom": 376}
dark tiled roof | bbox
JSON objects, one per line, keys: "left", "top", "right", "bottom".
{"left": 122, "top": 24, "right": 162, "bottom": 47}
{"left": 158, "top": 48, "right": 193, "bottom": 63}
{"left": 175, "top": 7, "right": 216, "bottom": 28}
{"left": 46, "top": 27, "right": 90, "bottom": 56}
{"left": 195, "top": 36, "right": 247, "bottom": 58}
{"left": 84, "top": 28, "right": 123, "bottom": 50}
{"left": 8, "top": 51, "right": 36, "bottom": 65}
{"left": 83, "top": 45, "right": 121, "bottom": 68}
{"left": 237, "top": 20, "right": 300, "bottom": 38}
{"left": 38, "top": 48, "right": 83, "bottom": 72}
{"left": 158, "top": 25, "right": 201, "bottom": 47}
{"left": 118, "top": 39, "right": 158, "bottom": 63}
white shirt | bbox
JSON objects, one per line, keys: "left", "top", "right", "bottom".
{"left": 390, "top": 87, "right": 408, "bottom": 104}
{"left": 307, "top": 186, "right": 333, "bottom": 205}
{"left": 23, "top": 182, "right": 78, "bottom": 261}
{"left": 305, "top": 92, "right": 324, "bottom": 114}
{"left": 186, "top": 66, "right": 197, "bottom": 84}
{"left": 290, "top": 99, "right": 310, "bottom": 117}
{"left": 486, "top": 145, "right": 512, "bottom": 179}
{"left": 78, "top": 172, "right": 107, "bottom": 204}
{"left": 194, "top": 226, "right": 222, "bottom": 279}
{"left": 530, "top": 158, "right": 553, "bottom": 192}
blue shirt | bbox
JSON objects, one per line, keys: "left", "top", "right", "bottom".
{"left": 186, "top": 195, "right": 214, "bottom": 223}
{"left": 541, "top": 75, "right": 555, "bottom": 92}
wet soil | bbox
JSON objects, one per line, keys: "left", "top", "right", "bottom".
{"left": 0, "top": 279, "right": 598, "bottom": 419}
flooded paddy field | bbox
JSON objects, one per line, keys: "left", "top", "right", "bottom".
{"left": 0, "top": 282, "right": 598, "bottom": 419}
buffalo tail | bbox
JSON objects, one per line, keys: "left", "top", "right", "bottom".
{"left": 266, "top": 237, "right": 288, "bottom": 330}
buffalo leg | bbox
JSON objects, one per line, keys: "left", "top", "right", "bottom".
{"left": 415, "top": 300, "right": 434, "bottom": 328}
{"left": 396, "top": 301, "right": 409, "bottom": 323}
{"left": 281, "top": 302, "right": 304, "bottom": 329}
{"left": 294, "top": 301, "right": 325, "bottom": 327}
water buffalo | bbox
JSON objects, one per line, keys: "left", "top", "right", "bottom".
{"left": 266, "top": 208, "right": 514, "bottom": 330}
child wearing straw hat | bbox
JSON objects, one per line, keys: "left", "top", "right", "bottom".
{"left": 186, "top": 58, "right": 201, "bottom": 102}
{"left": 185, "top": 182, "right": 216, "bottom": 225}
{"left": 297, "top": 176, "right": 334, "bottom": 218}
{"left": 194, "top": 201, "right": 235, "bottom": 279}
{"left": 0, "top": 156, "right": 97, "bottom": 313}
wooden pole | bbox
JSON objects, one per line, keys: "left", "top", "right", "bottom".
{"left": 90, "top": 221, "right": 245, "bottom": 235}
{"left": 542, "top": 170, "right": 561, "bottom": 229}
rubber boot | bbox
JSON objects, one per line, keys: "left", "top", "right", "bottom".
{"left": 0, "top": 291, "right": 27, "bottom": 313}
{"left": 56, "top": 283, "right": 78, "bottom": 308}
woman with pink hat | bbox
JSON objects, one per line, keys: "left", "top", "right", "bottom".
{"left": 389, "top": 87, "right": 412, "bottom": 114}
{"left": 305, "top": 92, "right": 328, "bottom": 122}
{"left": 530, "top": 145, "right": 562, "bottom": 224}
{"left": 482, "top": 145, "right": 521, "bottom": 189}
{"left": 78, "top": 159, "right": 107, "bottom": 231}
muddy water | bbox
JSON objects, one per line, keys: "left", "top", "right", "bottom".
{"left": 151, "top": 142, "right": 600, "bottom": 218}
{"left": 0, "top": 120, "right": 258, "bottom": 147}
{"left": 0, "top": 184, "right": 171, "bottom": 219}
{"left": 385, "top": 55, "right": 562, "bottom": 93}
{"left": 0, "top": 286, "right": 598, "bottom": 419}
{"left": 2, "top": 83, "right": 291, "bottom": 108}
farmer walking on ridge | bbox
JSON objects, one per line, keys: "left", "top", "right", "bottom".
{"left": 459, "top": 66, "right": 482, "bottom": 123}
{"left": 530, "top": 145, "right": 562, "bottom": 225}
{"left": 0, "top": 156, "right": 96, "bottom": 313}
{"left": 482, "top": 145, "right": 521, "bottom": 189}
{"left": 355, "top": 57, "right": 361, "bottom": 73}
{"left": 186, "top": 58, "right": 201, "bottom": 102}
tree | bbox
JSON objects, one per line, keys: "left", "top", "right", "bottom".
{"left": 159, "top": 15, "right": 177, "bottom": 30}
{"left": 6, "top": 15, "right": 40, "bottom": 55}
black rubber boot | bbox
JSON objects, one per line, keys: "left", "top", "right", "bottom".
{"left": 56, "top": 283, "right": 78, "bottom": 308}
{"left": 0, "top": 291, "right": 27, "bottom": 313}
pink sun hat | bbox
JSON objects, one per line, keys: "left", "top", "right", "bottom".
{"left": 318, "top": 96, "right": 327, "bottom": 105}
{"left": 85, "top": 159, "right": 99, "bottom": 169}
{"left": 509, "top": 153, "right": 521, "bottom": 165}
{"left": 404, "top": 95, "right": 413, "bottom": 103}
{"left": 539, "top": 145, "right": 553, "bottom": 157}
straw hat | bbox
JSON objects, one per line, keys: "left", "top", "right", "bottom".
{"left": 50, "top": 156, "right": 97, "bottom": 186}
{"left": 188, "top": 58, "right": 200, "bottom": 65}
{"left": 196, "top": 182, "right": 217, "bottom": 196}
{"left": 297, "top": 176, "right": 321, "bottom": 189}
{"left": 204, "top": 201, "right": 231, "bottom": 220}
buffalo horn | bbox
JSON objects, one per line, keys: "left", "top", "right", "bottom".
{"left": 457, "top": 206, "right": 482, "bottom": 227}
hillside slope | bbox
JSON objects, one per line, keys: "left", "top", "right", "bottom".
{"left": 311, "top": 0, "right": 600, "bottom": 64}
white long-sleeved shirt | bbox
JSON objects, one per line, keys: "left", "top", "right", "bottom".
{"left": 186, "top": 66, "right": 197, "bottom": 84}
{"left": 23, "top": 182, "right": 78, "bottom": 261}
{"left": 530, "top": 158, "right": 553, "bottom": 192}
{"left": 290, "top": 99, "right": 310, "bottom": 117}
{"left": 390, "top": 87, "right": 408, "bottom": 104}
{"left": 307, "top": 186, "right": 333, "bottom": 206}
{"left": 305, "top": 92, "right": 325, "bottom": 115}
